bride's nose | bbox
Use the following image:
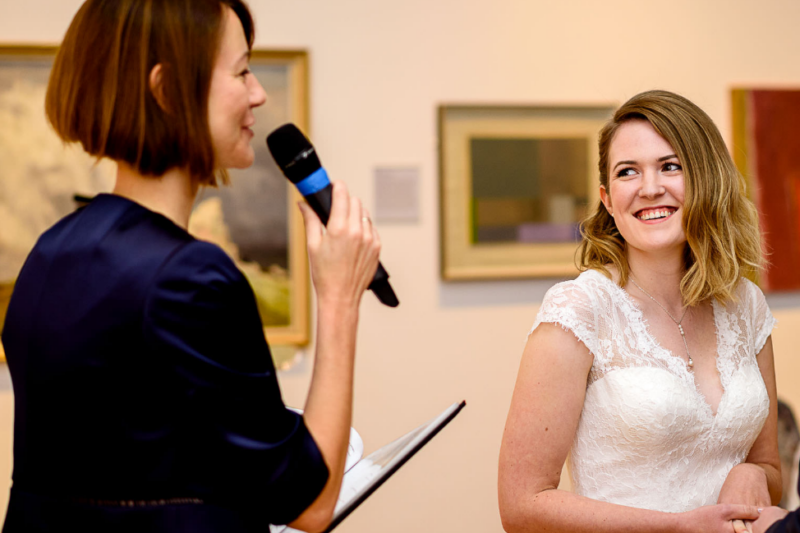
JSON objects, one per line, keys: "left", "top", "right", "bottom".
{"left": 638, "top": 169, "right": 665, "bottom": 199}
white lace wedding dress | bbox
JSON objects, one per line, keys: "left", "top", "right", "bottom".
{"left": 531, "top": 269, "right": 776, "bottom": 513}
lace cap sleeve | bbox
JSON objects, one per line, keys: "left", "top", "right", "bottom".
{"left": 530, "top": 277, "right": 599, "bottom": 357}
{"left": 741, "top": 278, "right": 777, "bottom": 355}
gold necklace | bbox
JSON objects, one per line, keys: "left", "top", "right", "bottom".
{"left": 629, "top": 277, "right": 694, "bottom": 370}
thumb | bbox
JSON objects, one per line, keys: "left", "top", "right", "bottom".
{"left": 298, "top": 202, "right": 323, "bottom": 249}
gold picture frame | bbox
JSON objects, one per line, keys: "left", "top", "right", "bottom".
{"left": 0, "top": 47, "right": 311, "bottom": 364}
{"left": 439, "top": 104, "right": 614, "bottom": 280}
{"left": 209, "top": 49, "right": 312, "bottom": 347}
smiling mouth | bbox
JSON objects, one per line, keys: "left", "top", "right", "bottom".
{"left": 635, "top": 207, "right": 677, "bottom": 221}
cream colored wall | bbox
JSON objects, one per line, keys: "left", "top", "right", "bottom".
{"left": 2, "top": 0, "right": 800, "bottom": 531}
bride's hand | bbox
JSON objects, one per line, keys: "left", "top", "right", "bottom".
{"left": 717, "top": 463, "right": 772, "bottom": 507}
{"left": 680, "top": 504, "right": 761, "bottom": 533}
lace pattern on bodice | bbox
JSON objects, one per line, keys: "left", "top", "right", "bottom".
{"left": 530, "top": 270, "right": 775, "bottom": 512}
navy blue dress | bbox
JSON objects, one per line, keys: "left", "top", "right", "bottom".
{"left": 1, "top": 194, "right": 328, "bottom": 532}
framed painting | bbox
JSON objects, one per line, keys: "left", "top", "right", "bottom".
{"left": 439, "top": 105, "right": 614, "bottom": 280}
{"left": 732, "top": 88, "right": 800, "bottom": 292}
{"left": 189, "top": 50, "right": 311, "bottom": 347}
{"left": 0, "top": 47, "right": 311, "bottom": 363}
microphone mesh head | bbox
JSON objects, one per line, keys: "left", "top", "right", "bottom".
{"left": 266, "top": 123, "right": 312, "bottom": 170}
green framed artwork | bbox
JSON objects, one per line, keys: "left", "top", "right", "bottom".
{"left": 439, "top": 105, "right": 614, "bottom": 280}
{"left": 0, "top": 46, "right": 311, "bottom": 363}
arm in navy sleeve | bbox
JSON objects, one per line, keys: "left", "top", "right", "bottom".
{"left": 143, "top": 240, "right": 328, "bottom": 525}
{"left": 767, "top": 512, "right": 800, "bottom": 533}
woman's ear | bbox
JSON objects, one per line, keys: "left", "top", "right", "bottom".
{"left": 599, "top": 185, "right": 614, "bottom": 218}
{"left": 148, "top": 64, "right": 169, "bottom": 112}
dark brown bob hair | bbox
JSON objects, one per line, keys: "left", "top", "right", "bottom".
{"left": 46, "top": 0, "right": 255, "bottom": 185}
{"left": 578, "top": 90, "right": 763, "bottom": 306}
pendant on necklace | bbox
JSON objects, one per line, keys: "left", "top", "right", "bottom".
{"left": 677, "top": 324, "right": 694, "bottom": 369}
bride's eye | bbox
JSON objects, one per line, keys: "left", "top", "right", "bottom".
{"left": 662, "top": 162, "right": 682, "bottom": 172}
{"left": 615, "top": 167, "right": 637, "bottom": 179}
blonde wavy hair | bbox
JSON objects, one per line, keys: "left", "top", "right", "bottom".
{"left": 578, "top": 90, "right": 763, "bottom": 306}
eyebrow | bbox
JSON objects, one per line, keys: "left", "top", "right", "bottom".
{"left": 236, "top": 51, "right": 251, "bottom": 65}
{"left": 612, "top": 154, "right": 678, "bottom": 171}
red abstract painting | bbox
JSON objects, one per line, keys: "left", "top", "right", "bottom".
{"left": 733, "top": 89, "right": 800, "bottom": 292}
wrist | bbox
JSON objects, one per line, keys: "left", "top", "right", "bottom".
{"left": 315, "top": 297, "right": 360, "bottom": 347}
{"left": 317, "top": 294, "right": 361, "bottom": 316}
{"left": 670, "top": 511, "right": 691, "bottom": 533}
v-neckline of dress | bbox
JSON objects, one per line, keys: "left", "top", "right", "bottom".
{"left": 587, "top": 269, "right": 728, "bottom": 419}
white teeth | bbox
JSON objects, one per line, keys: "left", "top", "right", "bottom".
{"left": 638, "top": 209, "right": 673, "bottom": 220}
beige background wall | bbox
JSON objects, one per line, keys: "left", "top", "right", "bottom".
{"left": 2, "top": 0, "right": 800, "bottom": 531}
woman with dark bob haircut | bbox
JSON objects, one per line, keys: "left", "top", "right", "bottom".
{"left": 1, "top": 1, "right": 380, "bottom": 532}
{"left": 500, "top": 90, "right": 780, "bottom": 533}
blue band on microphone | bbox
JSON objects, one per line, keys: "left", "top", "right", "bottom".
{"left": 295, "top": 167, "right": 331, "bottom": 196}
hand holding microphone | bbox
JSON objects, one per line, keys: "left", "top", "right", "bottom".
{"left": 267, "top": 124, "right": 399, "bottom": 307}
{"left": 297, "top": 183, "right": 381, "bottom": 308}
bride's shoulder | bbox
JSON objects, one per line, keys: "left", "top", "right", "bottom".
{"left": 549, "top": 268, "right": 616, "bottom": 295}
{"left": 534, "top": 270, "right": 617, "bottom": 353}
{"left": 542, "top": 269, "right": 617, "bottom": 311}
{"left": 736, "top": 276, "right": 763, "bottom": 294}
{"left": 729, "top": 277, "right": 769, "bottom": 308}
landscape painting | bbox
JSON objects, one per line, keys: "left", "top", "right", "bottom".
{"left": 0, "top": 47, "right": 311, "bottom": 363}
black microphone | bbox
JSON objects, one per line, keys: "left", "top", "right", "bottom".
{"left": 267, "top": 124, "right": 399, "bottom": 308}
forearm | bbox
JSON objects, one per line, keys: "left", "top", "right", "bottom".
{"left": 292, "top": 300, "right": 359, "bottom": 531}
{"left": 288, "top": 182, "right": 379, "bottom": 532}
{"left": 305, "top": 300, "right": 359, "bottom": 470}
{"left": 502, "top": 488, "right": 683, "bottom": 533}
{"left": 750, "top": 462, "right": 782, "bottom": 505}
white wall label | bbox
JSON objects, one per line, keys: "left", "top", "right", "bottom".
{"left": 374, "top": 167, "right": 420, "bottom": 223}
